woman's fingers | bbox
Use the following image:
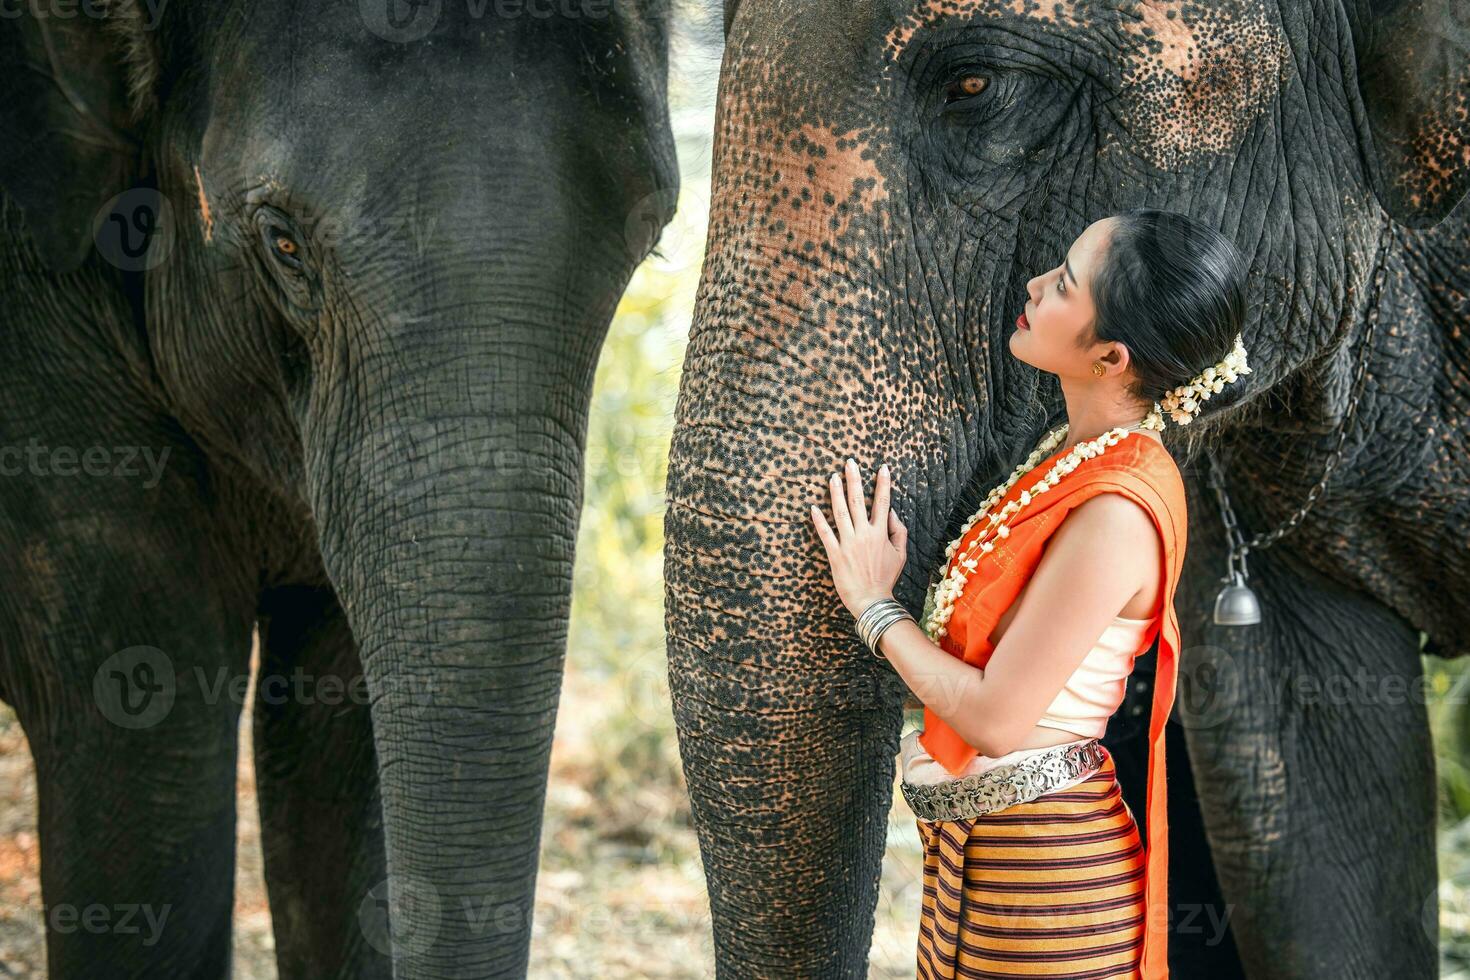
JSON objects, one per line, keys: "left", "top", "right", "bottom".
{"left": 844, "top": 459, "right": 867, "bottom": 526}
{"left": 889, "top": 508, "right": 907, "bottom": 550}
{"left": 829, "top": 471, "right": 854, "bottom": 538}
{"left": 870, "top": 462, "right": 891, "bottom": 526}
{"left": 811, "top": 504, "right": 838, "bottom": 558}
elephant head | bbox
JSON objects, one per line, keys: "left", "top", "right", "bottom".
{"left": 666, "top": 0, "right": 1468, "bottom": 974}
{"left": 2, "top": 0, "right": 677, "bottom": 975}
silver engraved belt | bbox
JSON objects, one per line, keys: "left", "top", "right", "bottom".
{"left": 901, "top": 738, "right": 1107, "bottom": 822}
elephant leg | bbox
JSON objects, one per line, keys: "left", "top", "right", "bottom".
{"left": 1178, "top": 541, "right": 1437, "bottom": 979}
{"left": 253, "top": 584, "right": 391, "bottom": 980}
{"left": 28, "top": 684, "right": 245, "bottom": 978}
{"left": 0, "top": 446, "right": 257, "bottom": 978}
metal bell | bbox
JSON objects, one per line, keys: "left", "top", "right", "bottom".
{"left": 1213, "top": 570, "right": 1261, "bottom": 626}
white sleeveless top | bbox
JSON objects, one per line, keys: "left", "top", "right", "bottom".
{"left": 900, "top": 614, "right": 1154, "bottom": 790}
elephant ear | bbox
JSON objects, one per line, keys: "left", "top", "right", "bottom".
{"left": 0, "top": 4, "right": 152, "bottom": 273}
{"left": 1347, "top": 0, "right": 1470, "bottom": 228}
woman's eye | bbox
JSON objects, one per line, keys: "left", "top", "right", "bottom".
{"left": 944, "top": 73, "right": 990, "bottom": 106}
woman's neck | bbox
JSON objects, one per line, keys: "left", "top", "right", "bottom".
{"left": 1058, "top": 404, "right": 1161, "bottom": 453}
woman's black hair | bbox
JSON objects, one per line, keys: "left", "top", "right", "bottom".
{"left": 1087, "top": 208, "right": 1249, "bottom": 415}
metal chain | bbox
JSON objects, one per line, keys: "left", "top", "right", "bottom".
{"left": 1207, "top": 220, "right": 1393, "bottom": 563}
{"left": 1206, "top": 452, "right": 1251, "bottom": 577}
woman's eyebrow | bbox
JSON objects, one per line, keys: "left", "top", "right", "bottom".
{"left": 1064, "top": 255, "right": 1079, "bottom": 288}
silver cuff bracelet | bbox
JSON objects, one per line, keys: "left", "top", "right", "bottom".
{"left": 855, "top": 597, "right": 914, "bottom": 657}
{"left": 900, "top": 738, "right": 1107, "bottom": 822}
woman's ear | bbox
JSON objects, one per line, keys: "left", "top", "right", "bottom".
{"left": 0, "top": 5, "right": 156, "bottom": 272}
{"left": 1345, "top": 0, "right": 1470, "bottom": 228}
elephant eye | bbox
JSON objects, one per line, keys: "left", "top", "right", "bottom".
{"left": 267, "top": 226, "right": 304, "bottom": 269}
{"left": 944, "top": 73, "right": 990, "bottom": 106}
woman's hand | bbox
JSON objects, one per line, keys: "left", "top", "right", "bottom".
{"left": 811, "top": 458, "right": 908, "bottom": 619}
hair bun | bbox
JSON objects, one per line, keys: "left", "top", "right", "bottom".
{"left": 1157, "top": 334, "right": 1251, "bottom": 425}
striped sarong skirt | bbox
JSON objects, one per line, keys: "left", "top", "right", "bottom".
{"left": 914, "top": 749, "right": 1145, "bottom": 979}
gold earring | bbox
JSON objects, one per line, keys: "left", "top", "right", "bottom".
{"left": 1092, "top": 363, "right": 1105, "bottom": 377}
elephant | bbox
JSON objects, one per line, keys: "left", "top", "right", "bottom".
{"left": 0, "top": 1, "right": 678, "bottom": 976}
{"left": 665, "top": 0, "right": 1468, "bottom": 976}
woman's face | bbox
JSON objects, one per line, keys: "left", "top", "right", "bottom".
{"left": 1011, "top": 217, "right": 1130, "bottom": 381}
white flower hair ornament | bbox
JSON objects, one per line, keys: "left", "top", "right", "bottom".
{"left": 1157, "top": 333, "right": 1251, "bottom": 426}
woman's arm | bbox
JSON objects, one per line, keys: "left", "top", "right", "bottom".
{"left": 810, "top": 459, "right": 1159, "bottom": 759}
{"left": 878, "top": 493, "right": 1159, "bottom": 757}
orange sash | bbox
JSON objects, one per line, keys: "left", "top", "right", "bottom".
{"left": 916, "top": 433, "right": 1187, "bottom": 980}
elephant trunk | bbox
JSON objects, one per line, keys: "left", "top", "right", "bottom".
{"left": 664, "top": 416, "right": 911, "bottom": 973}
{"left": 305, "top": 332, "right": 590, "bottom": 978}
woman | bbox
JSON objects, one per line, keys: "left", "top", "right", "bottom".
{"left": 811, "top": 208, "right": 1251, "bottom": 979}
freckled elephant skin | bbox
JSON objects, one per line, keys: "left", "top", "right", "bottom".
{"left": 0, "top": 3, "right": 677, "bottom": 978}
{"left": 667, "top": 1, "right": 1467, "bottom": 977}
